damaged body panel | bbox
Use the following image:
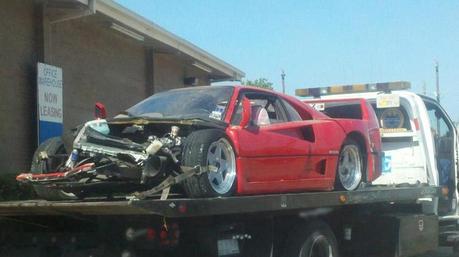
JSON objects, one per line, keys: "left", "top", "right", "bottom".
{"left": 19, "top": 118, "right": 223, "bottom": 198}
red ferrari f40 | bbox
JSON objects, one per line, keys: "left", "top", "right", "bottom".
{"left": 17, "top": 86, "right": 381, "bottom": 200}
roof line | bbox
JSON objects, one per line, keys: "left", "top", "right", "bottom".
{"left": 79, "top": 0, "right": 245, "bottom": 79}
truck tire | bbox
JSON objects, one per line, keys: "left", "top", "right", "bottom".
{"left": 283, "top": 221, "right": 339, "bottom": 257}
{"left": 335, "top": 138, "right": 364, "bottom": 191}
{"left": 182, "top": 129, "right": 237, "bottom": 198}
{"left": 31, "top": 137, "right": 76, "bottom": 200}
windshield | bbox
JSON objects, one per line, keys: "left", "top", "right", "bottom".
{"left": 125, "top": 86, "right": 234, "bottom": 121}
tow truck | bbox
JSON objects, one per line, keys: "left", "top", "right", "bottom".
{"left": 0, "top": 82, "right": 456, "bottom": 257}
{"left": 299, "top": 81, "right": 459, "bottom": 253}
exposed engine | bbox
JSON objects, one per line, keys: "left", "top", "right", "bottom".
{"left": 16, "top": 118, "right": 214, "bottom": 199}
{"left": 71, "top": 119, "right": 183, "bottom": 184}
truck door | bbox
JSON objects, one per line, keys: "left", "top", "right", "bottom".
{"left": 424, "top": 98, "right": 458, "bottom": 215}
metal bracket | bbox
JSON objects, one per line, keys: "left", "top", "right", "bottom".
{"left": 132, "top": 165, "right": 208, "bottom": 200}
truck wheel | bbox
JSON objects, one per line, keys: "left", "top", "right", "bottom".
{"left": 31, "top": 137, "right": 76, "bottom": 200}
{"left": 283, "top": 221, "right": 339, "bottom": 257}
{"left": 336, "top": 139, "right": 363, "bottom": 191}
{"left": 182, "top": 129, "right": 237, "bottom": 198}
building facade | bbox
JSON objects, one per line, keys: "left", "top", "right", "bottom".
{"left": 0, "top": 0, "right": 244, "bottom": 174}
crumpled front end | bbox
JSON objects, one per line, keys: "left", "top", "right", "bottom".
{"left": 16, "top": 118, "right": 201, "bottom": 199}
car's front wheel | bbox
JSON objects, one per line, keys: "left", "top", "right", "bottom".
{"left": 31, "top": 137, "right": 76, "bottom": 200}
{"left": 182, "top": 129, "right": 237, "bottom": 198}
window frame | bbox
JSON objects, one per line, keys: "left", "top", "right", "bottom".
{"left": 230, "top": 90, "right": 291, "bottom": 126}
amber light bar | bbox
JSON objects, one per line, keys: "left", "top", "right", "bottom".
{"left": 295, "top": 81, "right": 411, "bottom": 98}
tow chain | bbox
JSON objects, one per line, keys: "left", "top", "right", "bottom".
{"left": 131, "top": 165, "right": 211, "bottom": 200}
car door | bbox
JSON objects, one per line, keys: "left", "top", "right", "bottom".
{"left": 228, "top": 90, "right": 341, "bottom": 194}
{"left": 423, "top": 98, "right": 458, "bottom": 215}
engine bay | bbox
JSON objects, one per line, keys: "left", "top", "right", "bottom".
{"left": 17, "top": 118, "right": 224, "bottom": 199}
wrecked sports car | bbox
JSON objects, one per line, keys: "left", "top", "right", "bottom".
{"left": 17, "top": 85, "right": 382, "bottom": 200}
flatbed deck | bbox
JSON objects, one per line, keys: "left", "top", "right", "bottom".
{"left": 0, "top": 186, "right": 439, "bottom": 218}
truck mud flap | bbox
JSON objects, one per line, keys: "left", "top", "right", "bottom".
{"left": 341, "top": 214, "right": 438, "bottom": 257}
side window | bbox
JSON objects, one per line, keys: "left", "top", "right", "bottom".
{"left": 281, "top": 99, "right": 302, "bottom": 121}
{"left": 426, "top": 104, "right": 452, "bottom": 138}
{"left": 371, "top": 104, "right": 412, "bottom": 131}
{"left": 425, "top": 101, "right": 455, "bottom": 187}
{"left": 230, "top": 92, "right": 288, "bottom": 125}
{"left": 323, "top": 102, "right": 362, "bottom": 120}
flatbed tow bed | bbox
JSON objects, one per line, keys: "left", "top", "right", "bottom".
{"left": 0, "top": 186, "right": 439, "bottom": 217}
{"left": 0, "top": 186, "right": 445, "bottom": 257}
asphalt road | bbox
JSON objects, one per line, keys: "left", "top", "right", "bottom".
{"left": 417, "top": 247, "right": 456, "bottom": 257}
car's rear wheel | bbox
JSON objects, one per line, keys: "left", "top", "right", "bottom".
{"left": 31, "top": 137, "right": 76, "bottom": 200}
{"left": 182, "top": 129, "right": 237, "bottom": 198}
{"left": 336, "top": 139, "right": 363, "bottom": 191}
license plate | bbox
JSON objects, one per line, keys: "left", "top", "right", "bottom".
{"left": 217, "top": 239, "right": 240, "bottom": 256}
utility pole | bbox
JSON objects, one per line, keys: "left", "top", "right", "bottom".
{"left": 435, "top": 61, "right": 440, "bottom": 103}
{"left": 422, "top": 81, "right": 427, "bottom": 95}
{"left": 435, "top": 61, "right": 440, "bottom": 135}
{"left": 281, "top": 70, "right": 286, "bottom": 94}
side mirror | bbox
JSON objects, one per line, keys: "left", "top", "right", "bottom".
{"left": 95, "top": 102, "right": 107, "bottom": 119}
{"left": 239, "top": 97, "right": 251, "bottom": 128}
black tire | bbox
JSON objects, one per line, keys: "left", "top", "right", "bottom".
{"left": 31, "top": 137, "right": 76, "bottom": 200}
{"left": 283, "top": 221, "right": 339, "bottom": 257}
{"left": 182, "top": 129, "right": 237, "bottom": 198}
{"left": 335, "top": 138, "right": 364, "bottom": 191}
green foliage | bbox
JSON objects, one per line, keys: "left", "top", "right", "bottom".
{"left": 242, "top": 78, "right": 273, "bottom": 90}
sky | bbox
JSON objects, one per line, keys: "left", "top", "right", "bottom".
{"left": 117, "top": 0, "right": 459, "bottom": 120}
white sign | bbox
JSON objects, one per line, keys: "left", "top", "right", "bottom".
{"left": 309, "top": 102, "right": 325, "bottom": 111}
{"left": 37, "top": 63, "right": 63, "bottom": 123}
{"left": 376, "top": 94, "right": 400, "bottom": 109}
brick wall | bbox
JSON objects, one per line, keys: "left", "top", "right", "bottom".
{"left": 0, "top": 0, "right": 39, "bottom": 173}
{"left": 0, "top": 3, "right": 212, "bottom": 175}
{"left": 154, "top": 53, "right": 210, "bottom": 93}
{"left": 48, "top": 15, "right": 149, "bottom": 131}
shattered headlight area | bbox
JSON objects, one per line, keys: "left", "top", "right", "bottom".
{"left": 74, "top": 120, "right": 183, "bottom": 184}
{"left": 16, "top": 119, "right": 205, "bottom": 200}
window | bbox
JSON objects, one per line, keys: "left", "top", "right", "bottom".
{"left": 231, "top": 92, "right": 289, "bottom": 125}
{"left": 281, "top": 99, "right": 302, "bottom": 121}
{"left": 323, "top": 101, "right": 362, "bottom": 120}
{"left": 126, "top": 86, "right": 233, "bottom": 120}
{"left": 371, "top": 104, "right": 412, "bottom": 131}
{"left": 426, "top": 103, "right": 452, "bottom": 138}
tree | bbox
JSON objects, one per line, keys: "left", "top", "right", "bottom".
{"left": 242, "top": 78, "right": 273, "bottom": 90}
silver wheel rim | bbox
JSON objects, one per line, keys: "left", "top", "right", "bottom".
{"left": 207, "top": 138, "right": 236, "bottom": 195}
{"left": 299, "top": 234, "right": 334, "bottom": 257}
{"left": 338, "top": 144, "right": 362, "bottom": 191}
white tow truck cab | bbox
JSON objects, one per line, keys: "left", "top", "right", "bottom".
{"left": 297, "top": 81, "right": 458, "bottom": 217}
